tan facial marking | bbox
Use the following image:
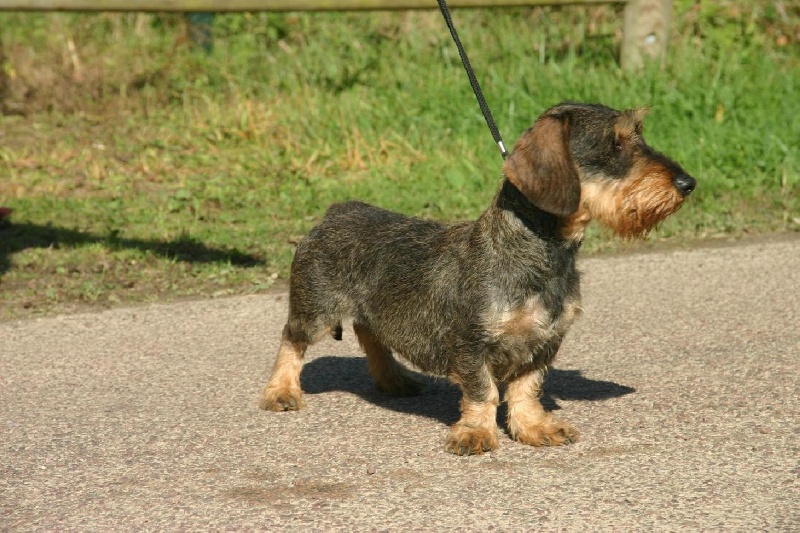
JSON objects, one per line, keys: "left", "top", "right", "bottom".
{"left": 562, "top": 158, "right": 685, "bottom": 241}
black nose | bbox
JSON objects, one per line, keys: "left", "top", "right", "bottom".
{"left": 673, "top": 173, "right": 696, "bottom": 196}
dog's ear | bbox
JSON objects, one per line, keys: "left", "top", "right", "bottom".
{"left": 502, "top": 114, "right": 581, "bottom": 216}
{"left": 615, "top": 107, "right": 649, "bottom": 143}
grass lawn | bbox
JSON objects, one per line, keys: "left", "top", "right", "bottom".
{"left": 0, "top": 1, "right": 798, "bottom": 319}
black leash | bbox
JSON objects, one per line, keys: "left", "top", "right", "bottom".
{"left": 436, "top": 0, "right": 509, "bottom": 159}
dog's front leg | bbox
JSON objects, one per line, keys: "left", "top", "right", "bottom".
{"left": 505, "top": 366, "right": 578, "bottom": 446}
{"left": 445, "top": 362, "right": 500, "bottom": 455}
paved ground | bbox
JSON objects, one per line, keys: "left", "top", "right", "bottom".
{"left": 1, "top": 235, "right": 798, "bottom": 530}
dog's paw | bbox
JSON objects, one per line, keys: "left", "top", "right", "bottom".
{"left": 444, "top": 423, "right": 500, "bottom": 456}
{"left": 510, "top": 415, "right": 578, "bottom": 447}
{"left": 259, "top": 387, "right": 304, "bottom": 411}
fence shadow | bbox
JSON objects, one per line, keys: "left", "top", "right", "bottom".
{"left": 0, "top": 221, "right": 265, "bottom": 274}
{"left": 301, "top": 355, "right": 635, "bottom": 426}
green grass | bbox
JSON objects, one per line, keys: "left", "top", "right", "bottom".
{"left": 1, "top": 2, "right": 798, "bottom": 319}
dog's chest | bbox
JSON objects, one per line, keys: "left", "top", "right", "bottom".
{"left": 483, "top": 295, "right": 583, "bottom": 367}
{"left": 487, "top": 296, "right": 582, "bottom": 337}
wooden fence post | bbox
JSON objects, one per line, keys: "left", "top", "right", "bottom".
{"left": 621, "top": 0, "right": 672, "bottom": 69}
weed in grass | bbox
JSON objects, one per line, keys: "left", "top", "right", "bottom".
{"left": 0, "top": 2, "right": 798, "bottom": 318}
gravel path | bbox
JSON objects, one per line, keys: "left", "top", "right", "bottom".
{"left": 2, "top": 235, "right": 798, "bottom": 530}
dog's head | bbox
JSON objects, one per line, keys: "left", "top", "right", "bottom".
{"left": 502, "top": 102, "right": 696, "bottom": 239}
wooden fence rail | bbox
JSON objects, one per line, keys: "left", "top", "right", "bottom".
{"left": 0, "top": 0, "right": 673, "bottom": 69}
{"left": 0, "top": 0, "right": 615, "bottom": 9}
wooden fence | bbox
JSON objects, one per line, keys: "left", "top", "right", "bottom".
{"left": 0, "top": 0, "right": 673, "bottom": 69}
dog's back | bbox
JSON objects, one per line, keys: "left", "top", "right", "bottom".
{"left": 304, "top": 200, "right": 447, "bottom": 263}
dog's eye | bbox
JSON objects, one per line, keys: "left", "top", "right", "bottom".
{"left": 614, "top": 139, "right": 624, "bottom": 151}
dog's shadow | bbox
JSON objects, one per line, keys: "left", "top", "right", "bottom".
{"left": 301, "top": 356, "right": 635, "bottom": 426}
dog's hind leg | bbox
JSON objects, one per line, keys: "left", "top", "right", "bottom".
{"left": 353, "top": 322, "right": 423, "bottom": 397}
{"left": 259, "top": 324, "right": 311, "bottom": 411}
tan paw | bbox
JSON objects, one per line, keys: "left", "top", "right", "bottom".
{"left": 259, "top": 387, "right": 304, "bottom": 411}
{"left": 444, "top": 423, "right": 500, "bottom": 456}
{"left": 510, "top": 415, "right": 578, "bottom": 447}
